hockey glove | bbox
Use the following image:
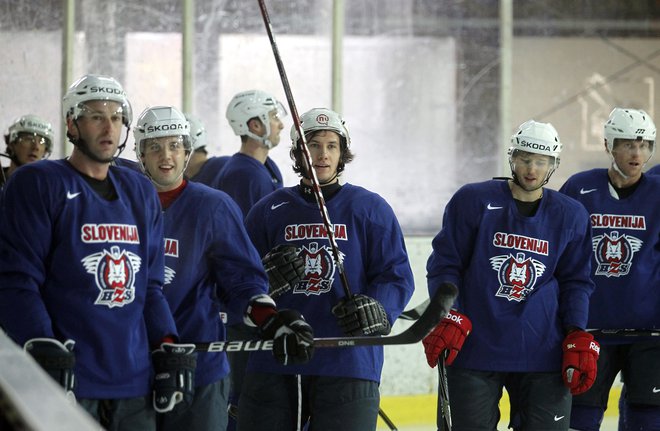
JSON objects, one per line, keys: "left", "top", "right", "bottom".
{"left": 24, "top": 338, "right": 76, "bottom": 397}
{"left": 332, "top": 294, "right": 391, "bottom": 336}
{"left": 262, "top": 244, "right": 305, "bottom": 298}
{"left": 562, "top": 330, "right": 600, "bottom": 395}
{"left": 246, "top": 294, "right": 315, "bottom": 366}
{"left": 152, "top": 343, "right": 197, "bottom": 413}
{"left": 422, "top": 310, "right": 472, "bottom": 367}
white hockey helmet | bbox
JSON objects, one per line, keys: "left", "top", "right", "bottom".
{"left": 6, "top": 114, "right": 54, "bottom": 156}
{"left": 604, "top": 108, "right": 656, "bottom": 155}
{"left": 290, "top": 108, "right": 351, "bottom": 147}
{"left": 133, "top": 106, "right": 192, "bottom": 157}
{"left": 225, "top": 89, "right": 286, "bottom": 148}
{"left": 509, "top": 120, "right": 562, "bottom": 160}
{"left": 185, "top": 113, "right": 207, "bottom": 151}
{"left": 62, "top": 74, "right": 132, "bottom": 127}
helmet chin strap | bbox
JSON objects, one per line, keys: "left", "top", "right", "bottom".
{"left": 607, "top": 151, "right": 629, "bottom": 180}
{"left": 68, "top": 121, "right": 130, "bottom": 164}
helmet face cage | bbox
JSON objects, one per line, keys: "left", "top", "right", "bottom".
{"left": 225, "top": 90, "right": 287, "bottom": 145}
{"left": 62, "top": 74, "right": 132, "bottom": 127}
{"left": 7, "top": 114, "right": 54, "bottom": 156}
{"left": 185, "top": 113, "right": 207, "bottom": 151}
{"left": 133, "top": 106, "right": 192, "bottom": 158}
{"left": 604, "top": 108, "right": 656, "bottom": 159}
{"left": 290, "top": 108, "right": 354, "bottom": 177}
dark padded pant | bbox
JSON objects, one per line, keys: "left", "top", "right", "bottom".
{"left": 79, "top": 396, "right": 155, "bottom": 431}
{"left": 445, "top": 367, "right": 571, "bottom": 431}
{"left": 157, "top": 378, "right": 229, "bottom": 431}
{"left": 238, "top": 373, "right": 380, "bottom": 431}
{"left": 571, "top": 342, "right": 660, "bottom": 430}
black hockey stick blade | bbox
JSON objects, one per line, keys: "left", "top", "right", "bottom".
{"left": 438, "top": 351, "right": 452, "bottom": 430}
{"left": 194, "top": 282, "right": 458, "bottom": 352}
{"left": 398, "top": 298, "right": 430, "bottom": 321}
{"left": 588, "top": 328, "right": 660, "bottom": 337}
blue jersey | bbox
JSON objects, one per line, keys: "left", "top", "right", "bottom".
{"left": 112, "top": 157, "right": 142, "bottom": 173}
{"left": 189, "top": 156, "right": 230, "bottom": 189}
{"left": 647, "top": 164, "right": 660, "bottom": 176}
{"left": 427, "top": 180, "right": 594, "bottom": 372}
{"left": 161, "top": 181, "right": 269, "bottom": 387}
{"left": 0, "top": 159, "right": 177, "bottom": 399}
{"left": 244, "top": 184, "right": 414, "bottom": 383}
{"left": 560, "top": 169, "right": 660, "bottom": 332}
{"left": 218, "top": 153, "right": 283, "bottom": 217}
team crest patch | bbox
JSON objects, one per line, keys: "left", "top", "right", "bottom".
{"left": 490, "top": 252, "right": 546, "bottom": 302}
{"left": 81, "top": 245, "right": 141, "bottom": 307}
{"left": 592, "top": 231, "right": 642, "bottom": 278}
{"left": 294, "top": 242, "right": 343, "bottom": 296}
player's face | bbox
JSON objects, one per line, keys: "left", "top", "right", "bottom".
{"left": 611, "top": 138, "right": 652, "bottom": 179}
{"left": 69, "top": 100, "right": 125, "bottom": 163}
{"left": 511, "top": 151, "right": 554, "bottom": 191}
{"left": 10, "top": 133, "right": 49, "bottom": 165}
{"left": 266, "top": 109, "right": 285, "bottom": 147}
{"left": 141, "top": 135, "right": 189, "bottom": 191}
{"left": 306, "top": 130, "right": 341, "bottom": 183}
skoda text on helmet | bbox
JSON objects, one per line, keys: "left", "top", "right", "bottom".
{"left": 290, "top": 108, "right": 354, "bottom": 181}
{"left": 62, "top": 74, "right": 133, "bottom": 159}
{"left": 184, "top": 113, "right": 207, "bottom": 151}
{"left": 225, "top": 89, "right": 287, "bottom": 149}
{"left": 509, "top": 119, "right": 562, "bottom": 189}
{"left": 6, "top": 114, "right": 54, "bottom": 158}
{"left": 604, "top": 108, "right": 656, "bottom": 177}
{"left": 134, "top": 106, "right": 192, "bottom": 186}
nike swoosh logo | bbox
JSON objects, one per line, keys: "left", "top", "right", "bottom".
{"left": 487, "top": 203, "right": 503, "bottom": 210}
{"left": 579, "top": 188, "right": 597, "bottom": 194}
{"left": 67, "top": 191, "right": 81, "bottom": 200}
{"left": 653, "top": 387, "right": 660, "bottom": 393}
{"left": 554, "top": 415, "right": 565, "bottom": 421}
{"left": 270, "top": 201, "right": 289, "bottom": 210}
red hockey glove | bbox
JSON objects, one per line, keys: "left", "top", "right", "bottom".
{"left": 562, "top": 330, "right": 600, "bottom": 395}
{"left": 422, "top": 310, "right": 471, "bottom": 368}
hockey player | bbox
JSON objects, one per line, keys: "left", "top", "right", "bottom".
{"left": 0, "top": 74, "right": 192, "bottom": 430}
{"left": 239, "top": 108, "right": 415, "bottom": 430}
{"left": 559, "top": 108, "right": 660, "bottom": 431}
{"left": 1, "top": 114, "right": 53, "bottom": 189}
{"left": 183, "top": 113, "right": 229, "bottom": 188}
{"left": 423, "top": 120, "right": 599, "bottom": 430}
{"left": 218, "top": 89, "right": 288, "bottom": 429}
{"left": 134, "top": 105, "right": 313, "bottom": 431}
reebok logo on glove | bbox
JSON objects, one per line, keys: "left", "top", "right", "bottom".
{"left": 422, "top": 310, "right": 472, "bottom": 368}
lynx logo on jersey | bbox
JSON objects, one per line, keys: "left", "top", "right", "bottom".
{"left": 490, "top": 252, "right": 546, "bottom": 302}
{"left": 592, "top": 231, "right": 642, "bottom": 277}
{"left": 82, "top": 245, "right": 141, "bottom": 308}
{"left": 294, "top": 242, "right": 344, "bottom": 296}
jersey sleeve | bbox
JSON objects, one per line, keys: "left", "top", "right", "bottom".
{"left": 0, "top": 168, "right": 57, "bottom": 344}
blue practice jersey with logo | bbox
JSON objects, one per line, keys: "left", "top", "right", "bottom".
{"left": 560, "top": 169, "right": 660, "bottom": 332}
{"left": 0, "top": 159, "right": 177, "bottom": 399}
{"left": 161, "top": 181, "right": 269, "bottom": 387}
{"left": 244, "top": 184, "right": 415, "bottom": 382}
{"left": 190, "top": 155, "right": 230, "bottom": 189}
{"left": 217, "top": 153, "right": 283, "bottom": 217}
{"left": 427, "top": 180, "right": 595, "bottom": 372}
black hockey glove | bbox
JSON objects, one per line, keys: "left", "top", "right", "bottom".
{"left": 260, "top": 309, "right": 315, "bottom": 366}
{"left": 246, "top": 294, "right": 314, "bottom": 365}
{"left": 24, "top": 338, "right": 76, "bottom": 398}
{"left": 262, "top": 244, "right": 305, "bottom": 298}
{"left": 332, "top": 294, "right": 391, "bottom": 336}
{"left": 152, "top": 343, "right": 197, "bottom": 413}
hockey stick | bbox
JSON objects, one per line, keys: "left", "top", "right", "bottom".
{"left": 437, "top": 351, "right": 452, "bottom": 430}
{"left": 256, "top": 0, "right": 352, "bottom": 299}
{"left": 588, "top": 329, "right": 660, "bottom": 337}
{"left": 399, "top": 298, "right": 431, "bottom": 321}
{"left": 378, "top": 408, "right": 398, "bottom": 431}
{"left": 194, "top": 282, "right": 458, "bottom": 352}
